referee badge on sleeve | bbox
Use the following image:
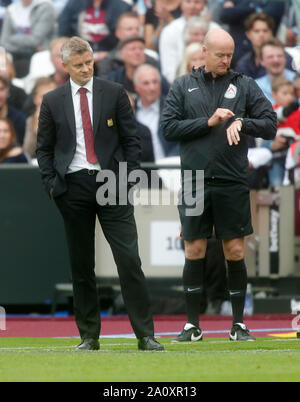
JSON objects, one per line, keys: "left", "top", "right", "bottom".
{"left": 107, "top": 118, "right": 114, "bottom": 127}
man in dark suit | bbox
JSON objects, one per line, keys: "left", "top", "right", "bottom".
{"left": 36, "top": 36, "right": 163, "bottom": 351}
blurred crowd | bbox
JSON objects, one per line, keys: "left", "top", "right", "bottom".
{"left": 0, "top": 0, "right": 300, "bottom": 189}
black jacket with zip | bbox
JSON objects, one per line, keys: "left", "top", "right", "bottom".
{"left": 161, "top": 67, "right": 277, "bottom": 184}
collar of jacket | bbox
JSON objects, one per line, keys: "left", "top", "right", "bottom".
{"left": 191, "top": 66, "right": 243, "bottom": 82}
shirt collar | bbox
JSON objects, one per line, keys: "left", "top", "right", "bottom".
{"left": 70, "top": 77, "right": 93, "bottom": 96}
{"left": 137, "top": 98, "right": 160, "bottom": 112}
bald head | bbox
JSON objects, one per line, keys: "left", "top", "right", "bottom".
{"left": 134, "top": 64, "right": 161, "bottom": 107}
{"left": 202, "top": 29, "right": 235, "bottom": 77}
{"left": 203, "top": 28, "right": 234, "bottom": 49}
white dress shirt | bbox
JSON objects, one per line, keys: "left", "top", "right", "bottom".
{"left": 67, "top": 77, "right": 101, "bottom": 173}
{"left": 136, "top": 99, "right": 165, "bottom": 161}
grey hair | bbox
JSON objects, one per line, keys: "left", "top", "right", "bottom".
{"left": 61, "top": 36, "right": 93, "bottom": 64}
{"left": 133, "top": 64, "right": 161, "bottom": 86}
{"left": 183, "top": 16, "right": 209, "bottom": 44}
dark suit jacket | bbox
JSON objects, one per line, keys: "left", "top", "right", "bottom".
{"left": 36, "top": 77, "right": 141, "bottom": 198}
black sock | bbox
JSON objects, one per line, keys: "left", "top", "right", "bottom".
{"left": 227, "top": 259, "right": 247, "bottom": 325}
{"left": 183, "top": 258, "right": 205, "bottom": 328}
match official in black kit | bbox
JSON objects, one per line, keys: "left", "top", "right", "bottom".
{"left": 161, "top": 29, "right": 277, "bottom": 342}
{"left": 36, "top": 36, "right": 163, "bottom": 351}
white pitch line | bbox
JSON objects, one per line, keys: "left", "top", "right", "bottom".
{"left": 0, "top": 337, "right": 299, "bottom": 353}
{"left": 0, "top": 343, "right": 137, "bottom": 352}
{"left": 0, "top": 340, "right": 300, "bottom": 354}
{"left": 0, "top": 349, "right": 299, "bottom": 355}
{"left": 1, "top": 338, "right": 298, "bottom": 352}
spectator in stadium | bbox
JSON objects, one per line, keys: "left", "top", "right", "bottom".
{"left": 0, "top": 117, "right": 28, "bottom": 164}
{"left": 219, "top": 0, "right": 286, "bottom": 67}
{"left": 236, "top": 13, "right": 296, "bottom": 80}
{"left": 144, "top": 0, "right": 182, "bottom": 51}
{"left": 159, "top": 0, "right": 219, "bottom": 84}
{"left": 177, "top": 42, "right": 204, "bottom": 76}
{"left": 127, "top": 89, "right": 160, "bottom": 189}
{"left": 161, "top": 28, "right": 277, "bottom": 342}
{"left": 23, "top": 77, "right": 57, "bottom": 159}
{"left": 58, "top": 0, "right": 131, "bottom": 61}
{"left": 262, "top": 77, "right": 300, "bottom": 187}
{"left": 77, "top": 0, "right": 114, "bottom": 63}
{"left": 0, "top": 77, "right": 26, "bottom": 145}
{"left": 106, "top": 36, "right": 169, "bottom": 97}
{"left": 0, "top": 0, "right": 56, "bottom": 77}
{"left": 36, "top": 36, "right": 163, "bottom": 352}
{"left": 0, "top": 52, "right": 28, "bottom": 111}
{"left": 21, "top": 37, "right": 69, "bottom": 118}
{"left": 183, "top": 15, "right": 209, "bottom": 46}
{"left": 273, "top": 78, "right": 300, "bottom": 136}
{"left": 96, "top": 12, "right": 143, "bottom": 78}
{"left": 127, "top": 91, "right": 155, "bottom": 164}
{"left": 134, "top": 64, "right": 179, "bottom": 161}
{"left": 256, "top": 38, "right": 296, "bottom": 105}
{"left": 49, "top": 37, "right": 70, "bottom": 87}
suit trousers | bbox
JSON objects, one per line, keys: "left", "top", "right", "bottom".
{"left": 54, "top": 169, "right": 154, "bottom": 340}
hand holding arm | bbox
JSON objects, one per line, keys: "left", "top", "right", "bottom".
{"left": 207, "top": 108, "right": 235, "bottom": 127}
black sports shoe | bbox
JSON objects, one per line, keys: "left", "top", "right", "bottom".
{"left": 297, "top": 331, "right": 300, "bottom": 339}
{"left": 229, "top": 323, "right": 256, "bottom": 342}
{"left": 172, "top": 324, "right": 203, "bottom": 342}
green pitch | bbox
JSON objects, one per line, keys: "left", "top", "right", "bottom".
{"left": 0, "top": 337, "right": 299, "bottom": 382}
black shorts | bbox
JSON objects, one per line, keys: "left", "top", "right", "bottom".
{"left": 178, "top": 179, "right": 253, "bottom": 241}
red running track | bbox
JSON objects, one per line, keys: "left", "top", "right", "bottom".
{"left": 0, "top": 314, "right": 296, "bottom": 338}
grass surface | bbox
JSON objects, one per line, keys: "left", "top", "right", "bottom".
{"left": 0, "top": 337, "right": 299, "bottom": 382}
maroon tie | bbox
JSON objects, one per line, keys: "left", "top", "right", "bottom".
{"left": 79, "top": 87, "right": 98, "bottom": 164}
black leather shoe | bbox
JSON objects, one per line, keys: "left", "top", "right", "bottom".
{"left": 138, "top": 336, "right": 164, "bottom": 351}
{"left": 75, "top": 338, "right": 100, "bottom": 351}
